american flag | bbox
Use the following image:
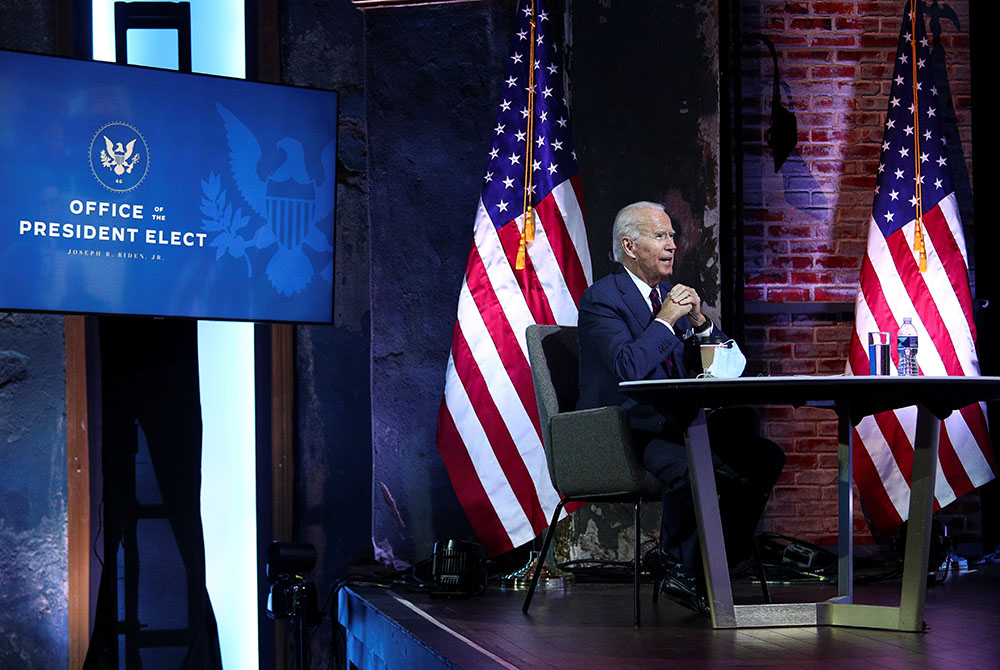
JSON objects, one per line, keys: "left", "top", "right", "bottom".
{"left": 435, "top": 0, "right": 592, "bottom": 555}
{"left": 847, "top": 0, "right": 995, "bottom": 535}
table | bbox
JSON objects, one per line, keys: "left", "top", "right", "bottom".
{"left": 619, "top": 375, "right": 1000, "bottom": 631}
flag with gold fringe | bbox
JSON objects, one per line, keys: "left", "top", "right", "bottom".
{"left": 847, "top": 0, "right": 995, "bottom": 535}
{"left": 435, "top": 0, "right": 592, "bottom": 555}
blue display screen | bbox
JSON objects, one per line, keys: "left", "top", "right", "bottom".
{"left": 0, "top": 49, "right": 337, "bottom": 323}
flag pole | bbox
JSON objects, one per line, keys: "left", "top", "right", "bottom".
{"left": 506, "top": 0, "right": 573, "bottom": 588}
{"left": 515, "top": 0, "right": 538, "bottom": 271}
{"left": 909, "top": 1, "right": 927, "bottom": 272}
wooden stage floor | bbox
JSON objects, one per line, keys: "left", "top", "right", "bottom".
{"left": 337, "top": 562, "right": 1000, "bottom": 669}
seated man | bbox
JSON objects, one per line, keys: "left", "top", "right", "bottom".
{"left": 576, "top": 201, "right": 784, "bottom": 615}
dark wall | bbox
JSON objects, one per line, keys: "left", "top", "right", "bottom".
{"left": 0, "top": 315, "right": 67, "bottom": 670}
{"left": 366, "top": 1, "right": 515, "bottom": 564}
{"left": 571, "top": 0, "right": 723, "bottom": 306}
{"left": 0, "top": 5, "right": 68, "bottom": 669}
{"left": 0, "top": 0, "right": 56, "bottom": 53}
{"left": 281, "top": 0, "right": 374, "bottom": 587}
{"left": 0, "top": 316, "right": 67, "bottom": 667}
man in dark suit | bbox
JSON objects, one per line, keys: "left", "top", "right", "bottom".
{"left": 577, "top": 201, "right": 784, "bottom": 615}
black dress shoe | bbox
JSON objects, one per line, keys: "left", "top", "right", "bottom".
{"left": 641, "top": 545, "right": 670, "bottom": 582}
{"left": 643, "top": 547, "right": 710, "bottom": 617}
{"left": 660, "top": 563, "right": 710, "bottom": 617}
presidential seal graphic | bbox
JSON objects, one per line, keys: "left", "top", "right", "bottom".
{"left": 90, "top": 122, "right": 149, "bottom": 192}
{"left": 200, "top": 103, "right": 335, "bottom": 297}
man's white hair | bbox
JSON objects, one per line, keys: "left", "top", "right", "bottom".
{"left": 611, "top": 201, "right": 667, "bottom": 263}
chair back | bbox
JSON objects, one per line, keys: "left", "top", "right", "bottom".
{"left": 526, "top": 324, "right": 579, "bottom": 454}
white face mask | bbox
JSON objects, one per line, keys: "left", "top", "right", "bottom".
{"left": 707, "top": 339, "right": 747, "bottom": 378}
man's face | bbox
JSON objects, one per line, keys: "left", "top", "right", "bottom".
{"left": 622, "top": 209, "right": 677, "bottom": 286}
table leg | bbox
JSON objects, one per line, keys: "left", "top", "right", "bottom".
{"left": 685, "top": 408, "right": 735, "bottom": 627}
{"left": 897, "top": 403, "right": 941, "bottom": 631}
{"left": 837, "top": 416, "right": 853, "bottom": 602}
{"left": 676, "top": 395, "right": 947, "bottom": 631}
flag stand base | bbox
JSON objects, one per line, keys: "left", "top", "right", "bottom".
{"left": 499, "top": 550, "right": 574, "bottom": 591}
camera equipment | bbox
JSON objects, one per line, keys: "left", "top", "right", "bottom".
{"left": 265, "top": 542, "right": 322, "bottom": 670}
{"left": 430, "top": 539, "right": 487, "bottom": 598}
{"left": 782, "top": 542, "right": 821, "bottom": 570}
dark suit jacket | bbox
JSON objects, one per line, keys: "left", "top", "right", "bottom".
{"left": 576, "top": 266, "right": 721, "bottom": 434}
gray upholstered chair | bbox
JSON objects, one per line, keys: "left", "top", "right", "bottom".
{"left": 522, "top": 324, "right": 664, "bottom": 626}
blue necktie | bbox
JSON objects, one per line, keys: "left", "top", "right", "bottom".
{"left": 650, "top": 287, "right": 678, "bottom": 377}
{"left": 649, "top": 287, "right": 662, "bottom": 316}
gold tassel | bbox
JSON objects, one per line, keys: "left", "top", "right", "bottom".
{"left": 915, "top": 218, "right": 927, "bottom": 272}
{"left": 515, "top": 208, "right": 535, "bottom": 270}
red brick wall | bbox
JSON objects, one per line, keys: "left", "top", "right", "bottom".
{"left": 740, "top": 0, "right": 976, "bottom": 545}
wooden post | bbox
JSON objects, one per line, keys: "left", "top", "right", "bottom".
{"left": 65, "top": 315, "right": 90, "bottom": 670}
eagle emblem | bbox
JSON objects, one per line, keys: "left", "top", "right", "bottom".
{"left": 100, "top": 136, "right": 141, "bottom": 176}
{"left": 89, "top": 122, "right": 148, "bottom": 192}
{"left": 201, "top": 103, "right": 335, "bottom": 297}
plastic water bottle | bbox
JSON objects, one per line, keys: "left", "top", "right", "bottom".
{"left": 897, "top": 317, "right": 919, "bottom": 376}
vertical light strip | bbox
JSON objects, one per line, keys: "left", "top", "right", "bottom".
{"left": 92, "top": 2, "right": 257, "bottom": 668}
{"left": 197, "top": 320, "right": 257, "bottom": 670}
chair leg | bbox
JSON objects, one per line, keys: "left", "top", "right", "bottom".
{"left": 650, "top": 530, "right": 662, "bottom": 605}
{"left": 751, "top": 533, "right": 771, "bottom": 604}
{"left": 522, "top": 499, "right": 567, "bottom": 614}
{"left": 651, "top": 543, "right": 660, "bottom": 604}
{"left": 633, "top": 501, "right": 641, "bottom": 627}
